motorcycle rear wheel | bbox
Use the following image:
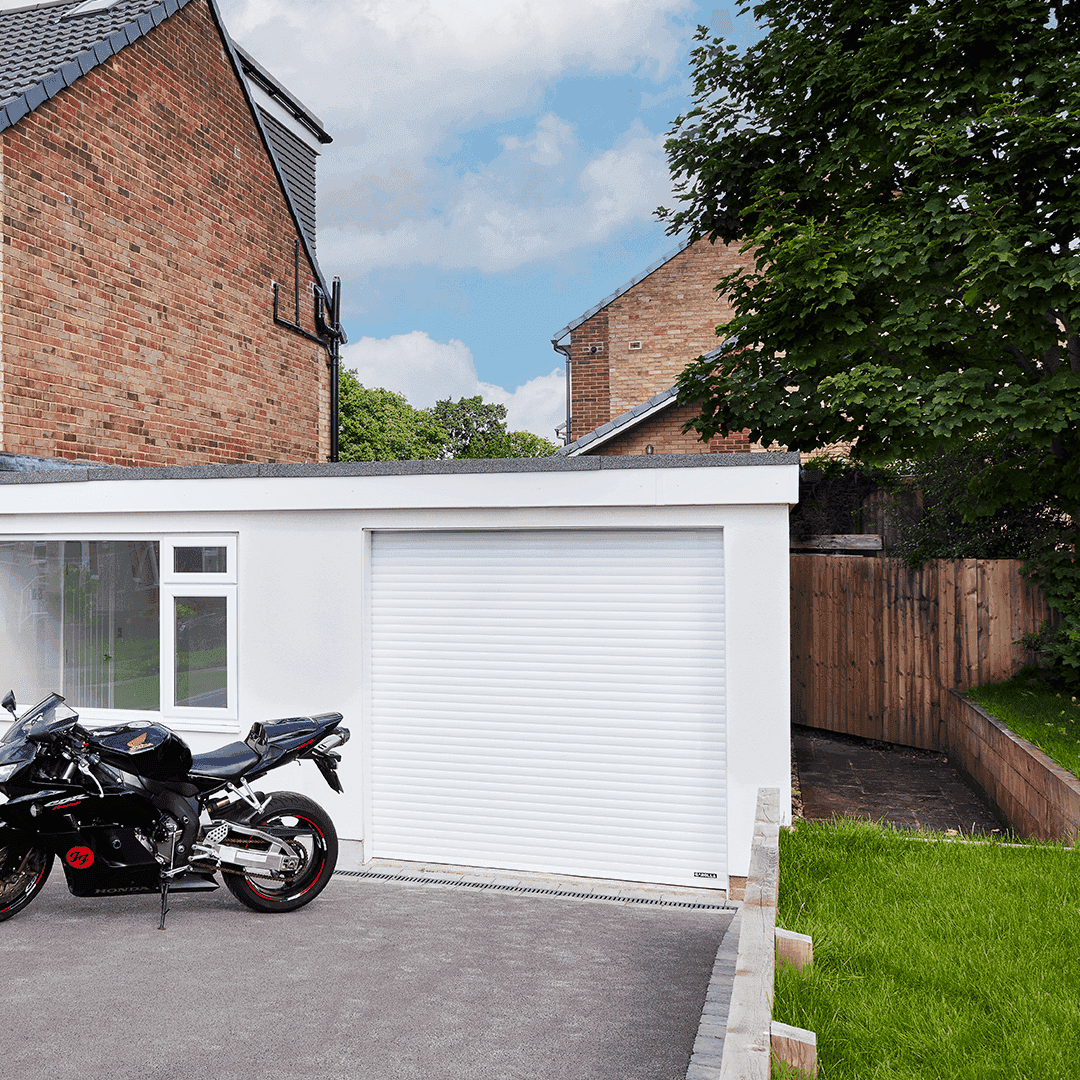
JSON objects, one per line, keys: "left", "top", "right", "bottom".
{"left": 0, "top": 830, "right": 53, "bottom": 923}
{"left": 222, "top": 792, "right": 337, "bottom": 913}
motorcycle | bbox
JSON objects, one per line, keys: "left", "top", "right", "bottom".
{"left": 0, "top": 690, "right": 349, "bottom": 928}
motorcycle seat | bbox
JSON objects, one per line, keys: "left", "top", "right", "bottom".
{"left": 189, "top": 741, "right": 260, "bottom": 780}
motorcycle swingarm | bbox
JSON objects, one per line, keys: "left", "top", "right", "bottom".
{"left": 190, "top": 822, "right": 302, "bottom": 876}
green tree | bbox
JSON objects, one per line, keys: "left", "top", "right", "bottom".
{"left": 338, "top": 371, "right": 447, "bottom": 461}
{"left": 505, "top": 429, "right": 560, "bottom": 458}
{"left": 428, "top": 396, "right": 558, "bottom": 458}
{"left": 429, "top": 396, "right": 509, "bottom": 458}
{"left": 659, "top": 0, "right": 1080, "bottom": 680}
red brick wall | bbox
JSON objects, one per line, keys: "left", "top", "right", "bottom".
{"left": 579, "top": 400, "right": 755, "bottom": 456}
{"left": 0, "top": 0, "right": 328, "bottom": 465}
{"left": 568, "top": 238, "right": 751, "bottom": 442}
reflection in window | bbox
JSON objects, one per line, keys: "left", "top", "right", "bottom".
{"left": 174, "top": 546, "right": 227, "bottom": 574}
{"left": 0, "top": 541, "right": 160, "bottom": 709}
{"left": 175, "top": 596, "right": 227, "bottom": 708}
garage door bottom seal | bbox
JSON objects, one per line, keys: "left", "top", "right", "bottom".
{"left": 334, "top": 869, "right": 737, "bottom": 910}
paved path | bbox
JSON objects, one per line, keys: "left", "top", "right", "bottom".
{"left": 794, "top": 724, "right": 1004, "bottom": 835}
{"left": 0, "top": 861, "right": 734, "bottom": 1080}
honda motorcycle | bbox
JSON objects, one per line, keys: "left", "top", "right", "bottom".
{"left": 0, "top": 690, "right": 348, "bottom": 928}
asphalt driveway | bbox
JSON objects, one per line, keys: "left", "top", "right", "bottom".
{"left": 0, "top": 869, "right": 732, "bottom": 1080}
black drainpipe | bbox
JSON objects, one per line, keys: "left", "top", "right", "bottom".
{"left": 315, "top": 276, "right": 346, "bottom": 462}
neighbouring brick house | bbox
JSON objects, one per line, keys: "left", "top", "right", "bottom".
{"left": 0, "top": 0, "right": 339, "bottom": 466}
{"left": 553, "top": 237, "right": 757, "bottom": 456}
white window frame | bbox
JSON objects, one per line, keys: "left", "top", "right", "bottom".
{"left": 161, "top": 585, "right": 238, "bottom": 729}
{"left": 163, "top": 535, "right": 237, "bottom": 585}
{"left": 0, "top": 532, "right": 239, "bottom": 734}
{"left": 159, "top": 535, "right": 238, "bottom": 729}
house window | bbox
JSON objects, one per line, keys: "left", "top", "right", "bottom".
{"left": 629, "top": 341, "right": 642, "bottom": 350}
{"left": 0, "top": 535, "right": 237, "bottom": 730}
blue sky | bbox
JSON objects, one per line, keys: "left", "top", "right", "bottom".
{"left": 219, "top": 0, "right": 767, "bottom": 440}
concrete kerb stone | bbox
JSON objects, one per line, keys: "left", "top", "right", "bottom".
{"left": 687, "top": 788, "right": 818, "bottom": 1080}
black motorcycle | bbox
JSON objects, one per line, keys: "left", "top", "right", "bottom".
{"left": 0, "top": 690, "right": 349, "bottom": 928}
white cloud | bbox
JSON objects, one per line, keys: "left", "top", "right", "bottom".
{"left": 221, "top": 0, "right": 692, "bottom": 141}
{"left": 318, "top": 119, "right": 673, "bottom": 276}
{"left": 220, "top": 0, "right": 687, "bottom": 275}
{"left": 342, "top": 332, "right": 565, "bottom": 441}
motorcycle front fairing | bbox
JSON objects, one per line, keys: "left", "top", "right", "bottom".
{"left": 0, "top": 780, "right": 167, "bottom": 896}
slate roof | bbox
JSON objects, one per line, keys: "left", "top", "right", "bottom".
{"left": 557, "top": 344, "right": 732, "bottom": 456}
{"left": 0, "top": 0, "right": 186, "bottom": 120}
{"left": 0, "top": 0, "right": 330, "bottom": 293}
{"left": 557, "top": 386, "right": 681, "bottom": 456}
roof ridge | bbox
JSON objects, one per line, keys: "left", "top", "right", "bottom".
{"left": 558, "top": 385, "right": 681, "bottom": 456}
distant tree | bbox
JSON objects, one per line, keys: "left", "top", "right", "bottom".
{"left": 505, "top": 430, "right": 559, "bottom": 458}
{"left": 338, "top": 371, "right": 447, "bottom": 461}
{"left": 429, "top": 396, "right": 508, "bottom": 458}
{"left": 428, "top": 396, "right": 558, "bottom": 458}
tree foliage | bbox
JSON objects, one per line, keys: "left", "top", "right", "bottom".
{"left": 429, "top": 396, "right": 513, "bottom": 458}
{"left": 338, "top": 379, "right": 558, "bottom": 462}
{"left": 660, "top": 0, "right": 1080, "bottom": 681}
{"left": 428, "top": 396, "right": 558, "bottom": 458}
{"left": 338, "top": 372, "right": 447, "bottom": 462}
{"left": 892, "top": 439, "right": 1070, "bottom": 565}
{"left": 660, "top": 0, "right": 1080, "bottom": 524}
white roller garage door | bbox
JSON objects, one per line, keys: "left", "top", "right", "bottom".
{"left": 368, "top": 529, "right": 726, "bottom": 887}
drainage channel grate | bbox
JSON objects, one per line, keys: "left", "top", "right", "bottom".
{"left": 333, "top": 869, "right": 738, "bottom": 910}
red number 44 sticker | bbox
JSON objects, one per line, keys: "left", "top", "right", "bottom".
{"left": 65, "top": 846, "right": 94, "bottom": 869}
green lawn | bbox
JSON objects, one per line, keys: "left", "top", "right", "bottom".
{"left": 773, "top": 819, "right": 1080, "bottom": 1079}
{"left": 968, "top": 671, "right": 1080, "bottom": 780}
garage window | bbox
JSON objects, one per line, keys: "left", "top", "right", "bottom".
{"left": 0, "top": 535, "right": 236, "bottom": 729}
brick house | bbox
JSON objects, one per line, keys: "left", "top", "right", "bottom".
{"left": 552, "top": 238, "right": 756, "bottom": 456}
{"left": 0, "top": 0, "right": 340, "bottom": 467}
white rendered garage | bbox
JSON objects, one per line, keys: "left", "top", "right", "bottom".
{"left": 0, "top": 454, "right": 797, "bottom": 891}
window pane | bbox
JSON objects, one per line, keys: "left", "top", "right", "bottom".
{"left": 174, "top": 546, "right": 227, "bottom": 574}
{"left": 0, "top": 541, "right": 159, "bottom": 710}
{"left": 175, "top": 596, "right": 227, "bottom": 708}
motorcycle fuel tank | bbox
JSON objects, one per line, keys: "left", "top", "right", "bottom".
{"left": 90, "top": 722, "right": 193, "bottom": 781}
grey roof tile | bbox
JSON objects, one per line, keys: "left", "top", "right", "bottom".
{"left": 0, "top": 0, "right": 169, "bottom": 108}
{"left": 558, "top": 386, "right": 682, "bottom": 456}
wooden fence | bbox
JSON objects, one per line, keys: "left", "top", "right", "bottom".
{"left": 790, "top": 556, "right": 1054, "bottom": 751}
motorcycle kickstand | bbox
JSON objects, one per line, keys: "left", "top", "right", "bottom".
{"left": 158, "top": 881, "right": 170, "bottom": 931}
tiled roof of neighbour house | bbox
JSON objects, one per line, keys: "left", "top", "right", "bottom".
{"left": 557, "top": 385, "right": 681, "bottom": 457}
{"left": 557, "top": 343, "right": 733, "bottom": 456}
{"left": 0, "top": 0, "right": 331, "bottom": 292}
{"left": 233, "top": 43, "right": 329, "bottom": 147}
{"left": 0, "top": 0, "right": 188, "bottom": 120}
{"left": 234, "top": 43, "right": 330, "bottom": 253}
{"left": 550, "top": 237, "right": 693, "bottom": 343}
